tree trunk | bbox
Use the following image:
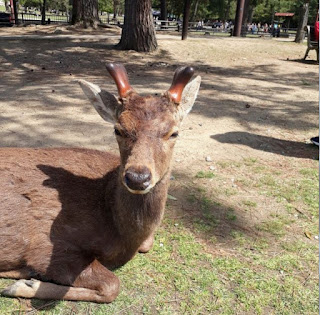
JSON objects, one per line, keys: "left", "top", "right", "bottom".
{"left": 247, "top": 6, "right": 254, "bottom": 24}
{"left": 182, "top": 0, "right": 191, "bottom": 40}
{"left": 113, "top": 0, "right": 120, "bottom": 19}
{"left": 234, "top": 0, "right": 245, "bottom": 36}
{"left": 4, "top": 0, "right": 9, "bottom": 11}
{"left": 12, "top": 0, "right": 19, "bottom": 25}
{"left": 295, "top": 0, "right": 310, "bottom": 43}
{"left": 117, "top": 0, "right": 157, "bottom": 52}
{"left": 224, "top": 0, "right": 232, "bottom": 21}
{"left": 242, "top": 0, "right": 250, "bottom": 27}
{"left": 41, "top": 0, "right": 46, "bottom": 25}
{"left": 72, "top": 0, "right": 79, "bottom": 24}
{"left": 72, "top": 0, "right": 99, "bottom": 28}
{"left": 160, "top": 0, "right": 167, "bottom": 20}
{"left": 191, "top": 0, "right": 199, "bottom": 22}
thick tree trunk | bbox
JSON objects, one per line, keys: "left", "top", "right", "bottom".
{"left": 295, "top": 1, "right": 310, "bottom": 43}
{"left": 72, "top": 0, "right": 99, "bottom": 28}
{"left": 182, "top": 0, "right": 191, "bottom": 40}
{"left": 117, "top": 0, "right": 157, "bottom": 52}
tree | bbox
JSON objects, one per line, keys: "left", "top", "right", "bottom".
{"left": 98, "top": 0, "right": 113, "bottom": 13}
{"left": 4, "top": 0, "right": 10, "bottom": 11}
{"left": 233, "top": 0, "right": 245, "bottom": 36}
{"left": 295, "top": 0, "right": 310, "bottom": 43}
{"left": 41, "top": 0, "right": 47, "bottom": 25}
{"left": 113, "top": 0, "right": 121, "bottom": 18}
{"left": 160, "top": 0, "right": 167, "bottom": 20}
{"left": 72, "top": 0, "right": 100, "bottom": 27}
{"left": 181, "top": 0, "right": 191, "bottom": 40}
{"left": 117, "top": 0, "right": 157, "bottom": 52}
{"left": 12, "top": 0, "right": 19, "bottom": 24}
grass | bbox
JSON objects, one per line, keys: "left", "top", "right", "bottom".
{"left": 195, "top": 170, "right": 215, "bottom": 179}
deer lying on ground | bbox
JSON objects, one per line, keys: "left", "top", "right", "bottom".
{"left": 0, "top": 63, "right": 201, "bottom": 303}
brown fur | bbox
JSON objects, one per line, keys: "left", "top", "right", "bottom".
{"left": 0, "top": 65, "right": 200, "bottom": 303}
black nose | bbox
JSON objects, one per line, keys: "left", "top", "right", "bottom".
{"left": 124, "top": 167, "right": 152, "bottom": 191}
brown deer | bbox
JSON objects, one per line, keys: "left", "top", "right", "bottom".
{"left": 0, "top": 63, "right": 201, "bottom": 303}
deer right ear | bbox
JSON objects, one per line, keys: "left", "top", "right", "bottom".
{"left": 77, "top": 79, "right": 120, "bottom": 124}
{"left": 178, "top": 75, "right": 201, "bottom": 120}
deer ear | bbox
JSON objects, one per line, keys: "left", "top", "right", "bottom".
{"left": 178, "top": 75, "right": 201, "bottom": 120}
{"left": 77, "top": 79, "right": 119, "bottom": 124}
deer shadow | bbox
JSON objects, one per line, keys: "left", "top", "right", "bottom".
{"left": 29, "top": 163, "right": 118, "bottom": 304}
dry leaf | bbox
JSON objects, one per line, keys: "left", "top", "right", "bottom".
{"left": 304, "top": 231, "right": 312, "bottom": 239}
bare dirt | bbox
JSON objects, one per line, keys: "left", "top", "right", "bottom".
{"left": 0, "top": 24, "right": 318, "bottom": 247}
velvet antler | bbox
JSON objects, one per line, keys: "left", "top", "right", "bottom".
{"left": 106, "top": 63, "right": 134, "bottom": 98}
{"left": 167, "top": 66, "right": 194, "bottom": 103}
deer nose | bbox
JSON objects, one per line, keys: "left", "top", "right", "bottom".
{"left": 124, "top": 167, "right": 152, "bottom": 192}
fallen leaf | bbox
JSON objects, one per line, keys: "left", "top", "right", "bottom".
{"left": 304, "top": 231, "right": 312, "bottom": 239}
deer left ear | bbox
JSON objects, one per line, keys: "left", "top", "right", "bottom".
{"left": 178, "top": 75, "right": 201, "bottom": 120}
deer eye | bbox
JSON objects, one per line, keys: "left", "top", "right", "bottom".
{"left": 170, "top": 132, "right": 179, "bottom": 139}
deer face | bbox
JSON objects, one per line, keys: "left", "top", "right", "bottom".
{"left": 78, "top": 64, "right": 201, "bottom": 194}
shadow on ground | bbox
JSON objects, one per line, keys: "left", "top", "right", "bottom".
{"left": 211, "top": 131, "right": 319, "bottom": 159}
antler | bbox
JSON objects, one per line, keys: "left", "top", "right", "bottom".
{"left": 106, "top": 63, "right": 134, "bottom": 98}
{"left": 167, "top": 66, "right": 194, "bottom": 104}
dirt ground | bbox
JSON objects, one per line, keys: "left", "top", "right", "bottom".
{"left": 0, "top": 24, "right": 318, "bottom": 312}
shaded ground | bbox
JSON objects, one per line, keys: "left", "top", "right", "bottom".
{"left": 0, "top": 25, "right": 318, "bottom": 314}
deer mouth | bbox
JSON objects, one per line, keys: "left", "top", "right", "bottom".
{"left": 124, "top": 183, "right": 154, "bottom": 195}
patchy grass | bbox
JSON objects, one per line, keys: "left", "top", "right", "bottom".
{"left": 195, "top": 170, "right": 216, "bottom": 179}
{"left": 242, "top": 200, "right": 257, "bottom": 208}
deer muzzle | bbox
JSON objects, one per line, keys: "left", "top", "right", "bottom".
{"left": 123, "top": 166, "right": 153, "bottom": 194}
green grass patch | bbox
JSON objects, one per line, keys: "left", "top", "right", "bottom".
{"left": 226, "top": 208, "right": 237, "bottom": 221}
{"left": 242, "top": 200, "right": 257, "bottom": 208}
{"left": 195, "top": 170, "right": 215, "bottom": 179}
{"left": 255, "top": 219, "right": 286, "bottom": 236}
{"left": 224, "top": 188, "right": 238, "bottom": 196}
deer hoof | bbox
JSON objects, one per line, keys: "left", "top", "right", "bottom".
{"left": 2, "top": 279, "right": 40, "bottom": 298}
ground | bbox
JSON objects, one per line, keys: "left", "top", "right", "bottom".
{"left": 0, "top": 25, "right": 318, "bottom": 314}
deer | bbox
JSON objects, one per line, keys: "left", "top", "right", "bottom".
{"left": 0, "top": 63, "right": 201, "bottom": 303}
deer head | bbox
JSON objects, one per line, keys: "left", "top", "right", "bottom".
{"left": 78, "top": 64, "right": 201, "bottom": 195}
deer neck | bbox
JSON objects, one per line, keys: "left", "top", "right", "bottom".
{"left": 112, "top": 169, "right": 171, "bottom": 245}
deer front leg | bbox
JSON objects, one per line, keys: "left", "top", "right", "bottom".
{"left": 1, "top": 260, "right": 120, "bottom": 303}
{"left": 138, "top": 233, "right": 154, "bottom": 253}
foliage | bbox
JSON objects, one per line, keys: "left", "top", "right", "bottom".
{"left": 17, "top": 0, "right": 319, "bottom": 24}
{"left": 152, "top": 0, "right": 317, "bottom": 24}
{"left": 254, "top": 0, "right": 318, "bottom": 26}
{"left": 98, "top": 0, "right": 112, "bottom": 12}
{"left": 98, "top": 0, "right": 124, "bottom": 14}
{"left": 19, "top": 0, "right": 70, "bottom": 12}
